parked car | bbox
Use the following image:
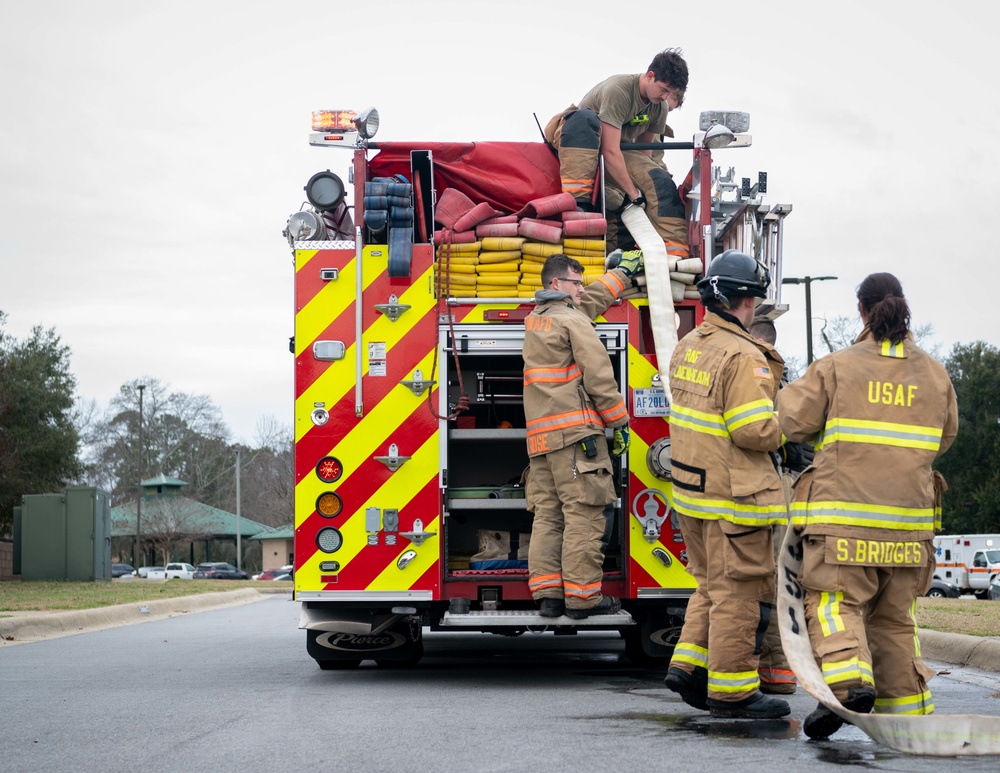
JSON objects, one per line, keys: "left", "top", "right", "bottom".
{"left": 145, "top": 567, "right": 168, "bottom": 580}
{"left": 193, "top": 562, "right": 249, "bottom": 580}
{"left": 133, "top": 566, "right": 165, "bottom": 579}
{"left": 989, "top": 574, "right": 1000, "bottom": 601}
{"left": 111, "top": 563, "right": 135, "bottom": 578}
{"left": 254, "top": 566, "right": 292, "bottom": 581}
{"left": 164, "top": 562, "right": 196, "bottom": 580}
{"left": 926, "top": 578, "right": 961, "bottom": 599}
{"left": 272, "top": 573, "right": 293, "bottom": 581}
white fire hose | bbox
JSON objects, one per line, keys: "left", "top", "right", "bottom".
{"left": 778, "top": 526, "right": 1000, "bottom": 755}
{"left": 619, "top": 204, "right": 676, "bottom": 403}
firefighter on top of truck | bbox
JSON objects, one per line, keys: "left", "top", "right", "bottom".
{"left": 662, "top": 250, "right": 790, "bottom": 720}
{"left": 777, "top": 272, "right": 959, "bottom": 739}
{"left": 524, "top": 252, "right": 642, "bottom": 619}
{"left": 544, "top": 48, "right": 691, "bottom": 259}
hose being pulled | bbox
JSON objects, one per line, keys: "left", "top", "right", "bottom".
{"left": 778, "top": 526, "right": 1000, "bottom": 756}
{"left": 620, "top": 204, "right": 677, "bottom": 403}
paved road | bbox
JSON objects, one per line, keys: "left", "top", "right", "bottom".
{"left": 2, "top": 594, "right": 1000, "bottom": 772}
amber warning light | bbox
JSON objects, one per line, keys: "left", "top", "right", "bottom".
{"left": 311, "top": 110, "right": 358, "bottom": 132}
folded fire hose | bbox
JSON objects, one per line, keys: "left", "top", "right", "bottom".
{"left": 778, "top": 526, "right": 1000, "bottom": 755}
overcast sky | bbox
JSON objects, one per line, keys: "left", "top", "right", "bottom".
{"left": 2, "top": 1, "right": 996, "bottom": 443}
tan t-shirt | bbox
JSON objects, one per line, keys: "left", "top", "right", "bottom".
{"left": 578, "top": 73, "right": 668, "bottom": 142}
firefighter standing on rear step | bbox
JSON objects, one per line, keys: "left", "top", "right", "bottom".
{"left": 662, "top": 250, "right": 791, "bottom": 720}
{"left": 544, "top": 48, "right": 690, "bottom": 259}
{"left": 523, "top": 252, "right": 643, "bottom": 619}
{"left": 777, "top": 272, "right": 959, "bottom": 739}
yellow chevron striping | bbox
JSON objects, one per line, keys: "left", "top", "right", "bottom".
{"left": 628, "top": 342, "right": 661, "bottom": 387}
{"left": 295, "top": 340, "right": 438, "bottom": 446}
{"left": 295, "top": 432, "right": 441, "bottom": 591}
{"left": 369, "top": 516, "right": 440, "bottom": 591}
{"left": 295, "top": 249, "right": 319, "bottom": 273}
{"left": 294, "top": 250, "right": 385, "bottom": 358}
{"left": 293, "top": 264, "right": 436, "bottom": 443}
{"left": 630, "top": 518, "right": 697, "bottom": 588}
{"left": 294, "top": 352, "right": 440, "bottom": 517}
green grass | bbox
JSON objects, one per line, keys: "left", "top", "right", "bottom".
{"left": 0, "top": 579, "right": 286, "bottom": 614}
{"left": 916, "top": 596, "right": 1000, "bottom": 637}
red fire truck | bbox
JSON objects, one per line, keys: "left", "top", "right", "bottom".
{"left": 284, "top": 107, "right": 791, "bottom": 669}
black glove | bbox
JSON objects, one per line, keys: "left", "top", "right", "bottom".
{"left": 780, "top": 441, "right": 815, "bottom": 473}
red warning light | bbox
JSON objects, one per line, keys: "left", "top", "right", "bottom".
{"left": 483, "top": 308, "right": 531, "bottom": 322}
{"left": 316, "top": 456, "right": 343, "bottom": 483}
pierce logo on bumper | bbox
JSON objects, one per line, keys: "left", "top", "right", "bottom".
{"left": 314, "top": 631, "right": 406, "bottom": 652}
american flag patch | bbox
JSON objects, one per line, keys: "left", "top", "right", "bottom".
{"left": 753, "top": 367, "right": 770, "bottom": 378}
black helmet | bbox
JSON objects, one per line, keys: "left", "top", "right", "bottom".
{"left": 696, "top": 250, "right": 770, "bottom": 308}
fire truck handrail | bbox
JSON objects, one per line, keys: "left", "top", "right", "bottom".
{"left": 446, "top": 297, "right": 533, "bottom": 306}
{"left": 354, "top": 227, "right": 364, "bottom": 417}
{"left": 621, "top": 141, "right": 696, "bottom": 151}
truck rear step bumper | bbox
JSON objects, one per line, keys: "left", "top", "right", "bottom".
{"left": 439, "top": 609, "right": 635, "bottom": 628}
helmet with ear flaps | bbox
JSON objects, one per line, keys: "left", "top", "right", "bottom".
{"left": 696, "top": 250, "right": 770, "bottom": 308}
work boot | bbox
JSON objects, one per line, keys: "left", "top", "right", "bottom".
{"left": 707, "top": 691, "right": 791, "bottom": 719}
{"left": 564, "top": 595, "right": 621, "bottom": 619}
{"left": 539, "top": 598, "right": 565, "bottom": 618}
{"left": 803, "top": 686, "right": 877, "bottom": 740}
{"left": 663, "top": 666, "right": 709, "bottom": 711}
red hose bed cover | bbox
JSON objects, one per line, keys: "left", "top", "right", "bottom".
{"left": 369, "top": 141, "right": 561, "bottom": 214}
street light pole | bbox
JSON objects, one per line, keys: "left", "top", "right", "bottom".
{"left": 135, "top": 384, "right": 145, "bottom": 569}
{"left": 235, "top": 448, "right": 242, "bottom": 571}
{"left": 781, "top": 276, "right": 837, "bottom": 364}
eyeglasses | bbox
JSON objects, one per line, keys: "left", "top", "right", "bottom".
{"left": 555, "top": 277, "right": 584, "bottom": 287}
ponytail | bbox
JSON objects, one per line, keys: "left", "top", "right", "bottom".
{"left": 857, "top": 272, "right": 910, "bottom": 345}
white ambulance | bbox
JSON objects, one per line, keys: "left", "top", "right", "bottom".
{"left": 933, "top": 534, "right": 1000, "bottom": 598}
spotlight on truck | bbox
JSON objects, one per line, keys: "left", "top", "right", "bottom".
{"left": 305, "top": 170, "right": 346, "bottom": 212}
{"left": 698, "top": 110, "right": 752, "bottom": 149}
{"left": 354, "top": 107, "right": 380, "bottom": 139}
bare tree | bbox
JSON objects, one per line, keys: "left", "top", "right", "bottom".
{"left": 80, "top": 378, "right": 231, "bottom": 503}
{"left": 813, "top": 316, "right": 941, "bottom": 360}
{"left": 80, "top": 382, "right": 292, "bottom": 530}
{"left": 228, "top": 417, "right": 293, "bottom": 527}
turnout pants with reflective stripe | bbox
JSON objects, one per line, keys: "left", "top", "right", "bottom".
{"left": 758, "top": 521, "right": 797, "bottom": 690}
{"left": 800, "top": 535, "right": 936, "bottom": 714}
{"left": 668, "top": 513, "right": 775, "bottom": 703}
{"left": 526, "top": 442, "right": 615, "bottom": 612}
{"left": 547, "top": 108, "right": 688, "bottom": 254}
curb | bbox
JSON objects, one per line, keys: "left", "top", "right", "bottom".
{"left": 920, "top": 628, "right": 1000, "bottom": 672}
{"left": 0, "top": 588, "right": 265, "bottom": 645}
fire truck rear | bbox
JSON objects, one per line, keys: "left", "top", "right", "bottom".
{"left": 284, "top": 106, "right": 791, "bottom": 670}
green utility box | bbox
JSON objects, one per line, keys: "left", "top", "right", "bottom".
{"left": 19, "top": 487, "right": 112, "bottom": 581}
{"left": 12, "top": 505, "right": 22, "bottom": 575}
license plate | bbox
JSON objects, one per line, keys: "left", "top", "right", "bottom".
{"left": 633, "top": 388, "right": 670, "bottom": 417}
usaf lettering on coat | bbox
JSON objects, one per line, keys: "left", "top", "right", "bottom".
{"left": 867, "top": 381, "right": 917, "bottom": 407}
